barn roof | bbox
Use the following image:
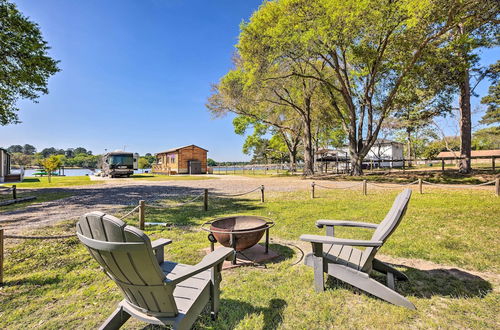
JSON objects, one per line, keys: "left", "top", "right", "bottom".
{"left": 436, "top": 149, "right": 500, "bottom": 159}
{"left": 156, "top": 145, "right": 208, "bottom": 154}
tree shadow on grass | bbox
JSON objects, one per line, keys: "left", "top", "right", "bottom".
{"left": 325, "top": 262, "right": 492, "bottom": 300}
{"left": 397, "top": 265, "right": 493, "bottom": 298}
{"left": 2, "top": 274, "right": 62, "bottom": 287}
{"left": 17, "top": 178, "right": 41, "bottom": 183}
{"left": 209, "top": 298, "right": 287, "bottom": 330}
{"left": 140, "top": 299, "right": 287, "bottom": 330}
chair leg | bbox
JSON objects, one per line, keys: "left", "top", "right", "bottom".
{"left": 386, "top": 272, "right": 395, "bottom": 290}
{"left": 327, "top": 264, "right": 416, "bottom": 310}
{"left": 312, "top": 243, "right": 325, "bottom": 292}
{"left": 210, "top": 264, "right": 222, "bottom": 320}
{"left": 372, "top": 258, "right": 408, "bottom": 281}
{"left": 99, "top": 306, "right": 131, "bottom": 330}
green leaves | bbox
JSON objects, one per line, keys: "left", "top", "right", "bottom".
{"left": 0, "top": 0, "right": 60, "bottom": 125}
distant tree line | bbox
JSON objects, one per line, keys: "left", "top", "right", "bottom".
{"left": 4, "top": 145, "right": 100, "bottom": 168}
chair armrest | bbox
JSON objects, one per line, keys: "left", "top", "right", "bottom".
{"left": 300, "top": 234, "right": 383, "bottom": 247}
{"left": 152, "top": 238, "right": 173, "bottom": 249}
{"left": 151, "top": 238, "right": 172, "bottom": 264}
{"left": 168, "top": 247, "right": 234, "bottom": 284}
{"left": 316, "top": 220, "right": 378, "bottom": 229}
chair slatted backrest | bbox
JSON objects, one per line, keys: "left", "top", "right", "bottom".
{"left": 76, "top": 211, "right": 178, "bottom": 317}
{"left": 360, "top": 189, "right": 412, "bottom": 271}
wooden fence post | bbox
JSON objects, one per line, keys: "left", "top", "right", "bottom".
{"left": 311, "top": 182, "right": 315, "bottom": 199}
{"left": 139, "top": 200, "right": 145, "bottom": 230}
{"left": 0, "top": 228, "right": 4, "bottom": 286}
{"left": 363, "top": 180, "right": 367, "bottom": 196}
{"left": 496, "top": 178, "right": 499, "bottom": 197}
{"left": 418, "top": 178, "right": 423, "bottom": 194}
{"left": 12, "top": 185, "right": 16, "bottom": 200}
{"left": 204, "top": 189, "right": 208, "bottom": 211}
{"left": 260, "top": 185, "right": 265, "bottom": 203}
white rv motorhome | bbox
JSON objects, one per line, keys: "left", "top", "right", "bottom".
{"left": 101, "top": 151, "right": 139, "bottom": 178}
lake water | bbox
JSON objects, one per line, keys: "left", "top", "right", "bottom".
{"left": 13, "top": 168, "right": 152, "bottom": 177}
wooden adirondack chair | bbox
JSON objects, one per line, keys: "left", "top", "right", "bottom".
{"left": 300, "top": 189, "right": 415, "bottom": 309}
{"left": 76, "top": 211, "right": 234, "bottom": 330}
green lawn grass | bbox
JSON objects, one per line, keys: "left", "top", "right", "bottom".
{"left": 0, "top": 191, "right": 71, "bottom": 212}
{"left": 1, "top": 188, "right": 498, "bottom": 328}
{"left": 130, "top": 174, "right": 216, "bottom": 181}
{"left": 2, "top": 176, "right": 103, "bottom": 188}
{"left": 315, "top": 169, "right": 499, "bottom": 184}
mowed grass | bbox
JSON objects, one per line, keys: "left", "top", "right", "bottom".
{"left": 130, "top": 174, "right": 216, "bottom": 181}
{"left": 1, "top": 187, "right": 498, "bottom": 329}
{"left": 2, "top": 176, "right": 103, "bottom": 188}
{"left": 0, "top": 191, "right": 71, "bottom": 212}
{"left": 315, "top": 169, "right": 500, "bottom": 184}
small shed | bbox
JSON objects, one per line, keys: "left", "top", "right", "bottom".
{"left": 153, "top": 145, "right": 208, "bottom": 175}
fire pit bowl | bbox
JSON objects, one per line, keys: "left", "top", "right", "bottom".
{"left": 201, "top": 215, "right": 274, "bottom": 251}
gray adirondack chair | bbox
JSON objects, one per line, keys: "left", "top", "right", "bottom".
{"left": 300, "top": 189, "right": 415, "bottom": 309}
{"left": 76, "top": 211, "right": 234, "bottom": 330}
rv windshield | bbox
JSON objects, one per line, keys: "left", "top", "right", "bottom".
{"left": 108, "top": 155, "right": 133, "bottom": 166}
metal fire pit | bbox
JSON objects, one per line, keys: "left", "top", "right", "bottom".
{"left": 201, "top": 215, "right": 275, "bottom": 264}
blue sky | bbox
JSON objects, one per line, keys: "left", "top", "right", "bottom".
{"left": 0, "top": 0, "right": 498, "bottom": 160}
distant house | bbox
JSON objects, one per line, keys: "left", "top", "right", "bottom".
{"left": 0, "top": 148, "right": 22, "bottom": 182}
{"left": 153, "top": 145, "right": 208, "bottom": 175}
{"left": 316, "top": 139, "right": 404, "bottom": 170}
{"left": 366, "top": 139, "right": 404, "bottom": 167}
{"left": 0, "top": 148, "right": 11, "bottom": 182}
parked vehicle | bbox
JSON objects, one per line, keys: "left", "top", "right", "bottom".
{"left": 101, "top": 151, "right": 138, "bottom": 178}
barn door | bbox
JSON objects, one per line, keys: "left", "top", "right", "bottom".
{"left": 188, "top": 160, "right": 201, "bottom": 174}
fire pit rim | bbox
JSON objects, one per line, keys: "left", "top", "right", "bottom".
{"left": 201, "top": 215, "right": 275, "bottom": 234}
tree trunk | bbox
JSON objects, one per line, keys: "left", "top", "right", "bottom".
{"left": 302, "top": 118, "right": 314, "bottom": 176}
{"left": 407, "top": 128, "right": 413, "bottom": 167}
{"left": 458, "top": 68, "right": 472, "bottom": 174}
{"left": 350, "top": 153, "right": 363, "bottom": 176}
{"left": 289, "top": 147, "right": 297, "bottom": 172}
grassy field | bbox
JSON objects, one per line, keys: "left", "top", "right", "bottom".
{"left": 312, "top": 169, "right": 500, "bottom": 185}
{"left": 130, "top": 174, "right": 216, "bottom": 181}
{"left": 0, "top": 191, "right": 71, "bottom": 212}
{"left": 2, "top": 176, "right": 103, "bottom": 188}
{"left": 1, "top": 188, "right": 498, "bottom": 329}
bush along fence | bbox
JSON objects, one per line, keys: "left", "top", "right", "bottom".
{"left": 310, "top": 178, "right": 500, "bottom": 198}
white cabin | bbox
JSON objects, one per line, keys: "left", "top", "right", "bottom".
{"left": 366, "top": 139, "right": 404, "bottom": 168}
{"left": 315, "top": 139, "right": 404, "bottom": 171}
{"left": 0, "top": 148, "right": 12, "bottom": 182}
